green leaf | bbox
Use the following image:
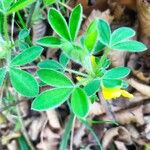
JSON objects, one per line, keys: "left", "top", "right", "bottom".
{"left": 94, "top": 41, "right": 105, "bottom": 54}
{"left": 9, "top": 67, "right": 39, "bottom": 97}
{"left": 38, "top": 59, "right": 63, "bottom": 71}
{"left": 102, "top": 79, "right": 122, "bottom": 88}
{"left": 112, "top": 40, "right": 147, "bottom": 52}
{"left": 61, "top": 41, "right": 87, "bottom": 64}
{"left": 84, "top": 79, "right": 101, "bottom": 96}
{"left": 7, "top": 0, "right": 35, "bottom": 15}
{"left": 18, "top": 28, "right": 29, "bottom": 40}
{"left": 32, "top": 87, "right": 72, "bottom": 110}
{"left": 37, "top": 69, "right": 73, "bottom": 87}
{"left": 0, "top": 68, "right": 6, "bottom": 86}
{"left": 43, "top": 0, "right": 57, "bottom": 6}
{"left": 18, "top": 41, "right": 29, "bottom": 51}
{"left": 11, "top": 46, "right": 43, "bottom": 66}
{"left": 71, "top": 87, "right": 90, "bottom": 118}
{"left": 0, "top": 0, "right": 13, "bottom": 12}
{"left": 48, "top": 8, "right": 71, "bottom": 40}
{"left": 59, "top": 52, "right": 69, "bottom": 67}
{"left": 97, "top": 19, "right": 111, "bottom": 46}
{"left": 69, "top": 4, "right": 82, "bottom": 41}
{"left": 103, "top": 67, "right": 130, "bottom": 79}
{"left": 84, "top": 20, "right": 98, "bottom": 53}
{"left": 36, "top": 36, "right": 61, "bottom": 48}
{"left": 111, "top": 27, "right": 135, "bottom": 45}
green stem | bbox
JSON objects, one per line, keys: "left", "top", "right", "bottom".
{"left": 15, "top": 96, "right": 35, "bottom": 150}
{"left": 65, "top": 68, "right": 88, "bottom": 77}
{"left": 3, "top": 15, "right": 12, "bottom": 66}
{"left": 4, "top": 15, "right": 9, "bottom": 44}
{"left": 16, "top": 12, "right": 32, "bottom": 46}
{"left": 59, "top": 113, "right": 75, "bottom": 150}
{"left": 87, "top": 119, "right": 119, "bottom": 126}
{"left": 0, "top": 13, "right": 3, "bottom": 33}
{"left": 16, "top": 12, "right": 26, "bottom": 29}
{"left": 81, "top": 119, "right": 103, "bottom": 150}
{"left": 70, "top": 116, "right": 76, "bottom": 150}
{"left": 26, "top": 2, "right": 36, "bottom": 28}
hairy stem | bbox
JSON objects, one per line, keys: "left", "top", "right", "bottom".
{"left": 4, "top": 15, "right": 9, "bottom": 44}
{"left": 65, "top": 68, "right": 88, "bottom": 77}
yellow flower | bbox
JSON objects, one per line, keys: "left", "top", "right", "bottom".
{"left": 76, "top": 76, "right": 84, "bottom": 81}
{"left": 102, "top": 87, "right": 133, "bottom": 100}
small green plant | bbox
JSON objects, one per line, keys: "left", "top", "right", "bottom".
{"left": 0, "top": 1, "right": 148, "bottom": 149}
{"left": 0, "top": 1, "right": 147, "bottom": 118}
{"left": 30, "top": 4, "right": 147, "bottom": 118}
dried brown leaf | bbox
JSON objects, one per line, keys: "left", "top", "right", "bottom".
{"left": 102, "top": 126, "right": 132, "bottom": 150}
{"left": 46, "top": 110, "right": 61, "bottom": 130}
{"left": 37, "top": 127, "right": 60, "bottom": 150}
{"left": 114, "top": 141, "right": 128, "bottom": 150}
{"left": 81, "top": 9, "right": 114, "bottom": 34}
{"left": 137, "top": 0, "right": 150, "bottom": 37}
{"left": 7, "top": 140, "right": 19, "bottom": 150}
{"left": 32, "top": 21, "right": 46, "bottom": 43}
{"left": 128, "top": 78, "right": 150, "bottom": 97}
{"left": 101, "top": 106, "right": 144, "bottom": 125}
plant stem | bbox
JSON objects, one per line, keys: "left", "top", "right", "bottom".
{"left": 81, "top": 119, "right": 103, "bottom": 150}
{"left": 4, "top": 15, "right": 9, "bottom": 44}
{"left": 11, "top": 0, "right": 17, "bottom": 52}
{"left": 70, "top": 116, "right": 76, "bottom": 150}
{"left": 16, "top": 12, "right": 26, "bottom": 29}
{"left": 15, "top": 96, "right": 35, "bottom": 150}
{"left": 87, "top": 119, "right": 118, "bottom": 126}
{"left": 98, "top": 92, "right": 116, "bottom": 121}
{"left": 26, "top": 2, "right": 36, "bottom": 28}
{"left": 16, "top": 12, "right": 32, "bottom": 45}
{"left": 59, "top": 113, "right": 75, "bottom": 150}
{"left": 65, "top": 68, "right": 88, "bottom": 77}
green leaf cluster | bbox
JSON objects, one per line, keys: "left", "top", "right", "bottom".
{"left": 0, "top": 3, "right": 148, "bottom": 120}
{"left": 97, "top": 19, "right": 147, "bottom": 52}
{"left": 31, "top": 4, "right": 148, "bottom": 119}
{"left": 0, "top": 46, "right": 43, "bottom": 97}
